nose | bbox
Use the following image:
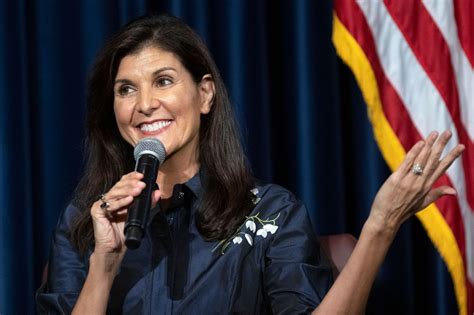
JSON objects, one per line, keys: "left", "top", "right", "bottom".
{"left": 136, "top": 88, "right": 160, "bottom": 116}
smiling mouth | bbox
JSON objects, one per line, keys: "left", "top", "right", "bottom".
{"left": 139, "top": 120, "right": 172, "bottom": 133}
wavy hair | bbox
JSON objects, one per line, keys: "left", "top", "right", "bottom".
{"left": 71, "top": 14, "right": 254, "bottom": 251}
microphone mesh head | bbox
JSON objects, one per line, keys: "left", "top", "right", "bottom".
{"left": 133, "top": 138, "right": 166, "bottom": 164}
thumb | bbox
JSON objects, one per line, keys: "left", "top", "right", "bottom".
{"left": 420, "top": 185, "right": 456, "bottom": 209}
{"left": 151, "top": 189, "right": 161, "bottom": 208}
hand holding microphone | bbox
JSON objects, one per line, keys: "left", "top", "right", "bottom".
{"left": 90, "top": 138, "right": 166, "bottom": 257}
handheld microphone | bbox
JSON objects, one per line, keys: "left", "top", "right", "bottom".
{"left": 124, "top": 138, "right": 166, "bottom": 249}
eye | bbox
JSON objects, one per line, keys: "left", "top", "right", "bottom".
{"left": 155, "top": 77, "right": 173, "bottom": 87}
{"left": 116, "top": 85, "right": 136, "bottom": 96}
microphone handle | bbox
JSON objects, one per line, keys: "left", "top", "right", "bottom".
{"left": 124, "top": 154, "right": 159, "bottom": 249}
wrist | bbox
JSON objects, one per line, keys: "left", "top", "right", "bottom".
{"left": 89, "top": 251, "right": 124, "bottom": 278}
{"left": 363, "top": 214, "right": 399, "bottom": 243}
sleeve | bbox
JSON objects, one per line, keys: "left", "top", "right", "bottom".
{"left": 36, "top": 204, "right": 90, "bottom": 314}
{"left": 263, "top": 197, "right": 333, "bottom": 315}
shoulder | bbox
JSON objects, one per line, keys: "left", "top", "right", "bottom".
{"left": 250, "top": 182, "right": 306, "bottom": 221}
{"left": 255, "top": 182, "right": 300, "bottom": 203}
{"left": 55, "top": 203, "right": 82, "bottom": 231}
{"left": 50, "top": 203, "right": 83, "bottom": 247}
{"left": 242, "top": 182, "right": 313, "bottom": 241}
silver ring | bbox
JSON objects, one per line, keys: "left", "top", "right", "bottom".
{"left": 412, "top": 163, "right": 424, "bottom": 176}
{"left": 100, "top": 201, "right": 110, "bottom": 209}
{"left": 98, "top": 194, "right": 110, "bottom": 209}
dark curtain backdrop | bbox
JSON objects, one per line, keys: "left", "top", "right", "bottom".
{"left": 0, "top": 1, "right": 457, "bottom": 314}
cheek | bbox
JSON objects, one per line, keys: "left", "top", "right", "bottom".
{"left": 179, "top": 106, "right": 202, "bottom": 132}
{"left": 172, "top": 95, "right": 201, "bottom": 126}
{"left": 113, "top": 104, "right": 136, "bottom": 145}
{"left": 113, "top": 104, "right": 135, "bottom": 143}
{"left": 114, "top": 102, "right": 132, "bottom": 125}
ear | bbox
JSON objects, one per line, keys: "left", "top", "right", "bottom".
{"left": 199, "top": 74, "right": 215, "bottom": 114}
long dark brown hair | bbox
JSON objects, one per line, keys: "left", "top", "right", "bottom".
{"left": 71, "top": 14, "right": 254, "bottom": 251}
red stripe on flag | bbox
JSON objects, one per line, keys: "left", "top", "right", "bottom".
{"left": 383, "top": 0, "right": 474, "bottom": 212}
{"left": 453, "top": 0, "right": 474, "bottom": 67}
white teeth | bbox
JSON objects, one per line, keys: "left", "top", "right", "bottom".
{"left": 140, "top": 120, "right": 171, "bottom": 132}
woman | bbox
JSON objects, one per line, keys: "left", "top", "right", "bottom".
{"left": 36, "top": 14, "right": 464, "bottom": 314}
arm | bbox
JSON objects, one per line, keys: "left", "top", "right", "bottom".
{"left": 312, "top": 217, "right": 393, "bottom": 314}
{"left": 313, "top": 130, "right": 465, "bottom": 314}
{"left": 36, "top": 202, "right": 128, "bottom": 314}
{"left": 72, "top": 252, "right": 123, "bottom": 315}
{"left": 71, "top": 172, "right": 160, "bottom": 314}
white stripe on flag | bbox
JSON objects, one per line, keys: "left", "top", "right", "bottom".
{"left": 356, "top": 0, "right": 474, "bottom": 283}
{"left": 422, "top": 0, "right": 474, "bottom": 142}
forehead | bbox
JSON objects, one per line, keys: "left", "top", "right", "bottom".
{"left": 116, "top": 46, "right": 184, "bottom": 76}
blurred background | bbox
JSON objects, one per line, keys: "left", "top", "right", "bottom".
{"left": 0, "top": 0, "right": 457, "bottom": 314}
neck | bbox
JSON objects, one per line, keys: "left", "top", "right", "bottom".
{"left": 156, "top": 144, "right": 200, "bottom": 199}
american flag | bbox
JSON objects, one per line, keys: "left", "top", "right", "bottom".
{"left": 332, "top": 1, "right": 473, "bottom": 314}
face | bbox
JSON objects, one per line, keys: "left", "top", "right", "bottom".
{"left": 113, "top": 46, "right": 214, "bottom": 165}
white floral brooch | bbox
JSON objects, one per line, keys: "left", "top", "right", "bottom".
{"left": 212, "top": 188, "right": 281, "bottom": 254}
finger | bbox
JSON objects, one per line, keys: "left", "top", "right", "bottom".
{"left": 121, "top": 171, "right": 144, "bottom": 180}
{"left": 96, "top": 181, "right": 145, "bottom": 217}
{"left": 428, "top": 144, "right": 465, "bottom": 185}
{"left": 109, "top": 209, "right": 129, "bottom": 224}
{"left": 410, "top": 131, "right": 438, "bottom": 176}
{"left": 106, "top": 172, "right": 144, "bottom": 195}
{"left": 106, "top": 180, "right": 146, "bottom": 201}
{"left": 92, "top": 194, "right": 134, "bottom": 220}
{"left": 419, "top": 185, "right": 457, "bottom": 209}
{"left": 397, "top": 140, "right": 425, "bottom": 175}
{"left": 116, "top": 208, "right": 128, "bottom": 216}
{"left": 104, "top": 195, "right": 134, "bottom": 212}
{"left": 424, "top": 130, "right": 452, "bottom": 175}
{"left": 91, "top": 200, "right": 116, "bottom": 219}
{"left": 113, "top": 176, "right": 146, "bottom": 191}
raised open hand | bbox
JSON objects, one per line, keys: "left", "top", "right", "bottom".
{"left": 369, "top": 131, "right": 465, "bottom": 233}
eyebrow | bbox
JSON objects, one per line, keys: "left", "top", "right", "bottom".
{"left": 114, "top": 66, "right": 177, "bottom": 86}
